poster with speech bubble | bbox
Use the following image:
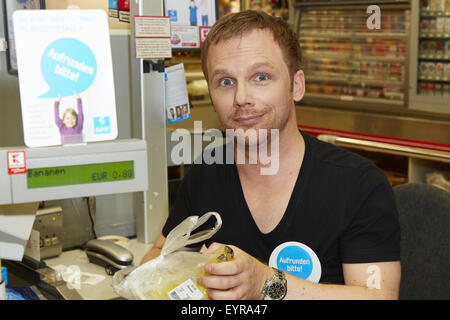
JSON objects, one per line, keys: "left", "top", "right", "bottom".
{"left": 13, "top": 10, "right": 117, "bottom": 147}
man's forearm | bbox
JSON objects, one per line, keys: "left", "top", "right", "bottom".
{"left": 140, "top": 247, "right": 161, "bottom": 265}
{"left": 283, "top": 273, "right": 397, "bottom": 300}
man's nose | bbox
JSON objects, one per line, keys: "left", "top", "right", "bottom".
{"left": 233, "top": 81, "right": 253, "bottom": 108}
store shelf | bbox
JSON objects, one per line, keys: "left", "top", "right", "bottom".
{"left": 300, "top": 32, "right": 408, "bottom": 39}
{"left": 304, "top": 93, "right": 404, "bottom": 106}
{"left": 408, "top": 1, "right": 450, "bottom": 112}
{"left": 317, "top": 135, "right": 450, "bottom": 163}
{"left": 307, "top": 75, "right": 404, "bottom": 87}
{"left": 303, "top": 52, "right": 406, "bottom": 62}
{"left": 294, "top": 0, "right": 410, "bottom": 7}
{"left": 185, "top": 70, "right": 205, "bottom": 82}
{"left": 421, "top": 11, "right": 450, "bottom": 17}
{"left": 296, "top": 2, "right": 409, "bottom": 108}
{"left": 190, "top": 99, "right": 212, "bottom": 107}
{"left": 419, "top": 76, "right": 450, "bottom": 82}
{"left": 317, "top": 133, "right": 449, "bottom": 186}
{"left": 419, "top": 54, "right": 450, "bottom": 60}
{"left": 420, "top": 32, "right": 450, "bottom": 38}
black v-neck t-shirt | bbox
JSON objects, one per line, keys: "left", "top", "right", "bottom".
{"left": 162, "top": 131, "right": 400, "bottom": 284}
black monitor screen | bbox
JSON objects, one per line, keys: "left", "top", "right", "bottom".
{"left": 2, "top": 0, "right": 45, "bottom": 74}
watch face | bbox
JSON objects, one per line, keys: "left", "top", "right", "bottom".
{"left": 268, "top": 282, "right": 286, "bottom": 300}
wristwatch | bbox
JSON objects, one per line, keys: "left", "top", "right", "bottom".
{"left": 261, "top": 268, "right": 287, "bottom": 300}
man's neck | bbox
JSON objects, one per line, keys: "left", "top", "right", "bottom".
{"left": 235, "top": 121, "right": 305, "bottom": 181}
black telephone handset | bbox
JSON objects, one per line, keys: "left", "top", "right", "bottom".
{"left": 84, "top": 239, "right": 134, "bottom": 275}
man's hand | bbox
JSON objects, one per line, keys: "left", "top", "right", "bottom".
{"left": 197, "top": 242, "right": 273, "bottom": 300}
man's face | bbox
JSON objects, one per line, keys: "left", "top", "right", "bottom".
{"left": 206, "top": 29, "right": 304, "bottom": 135}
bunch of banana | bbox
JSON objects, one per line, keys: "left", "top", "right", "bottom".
{"left": 146, "top": 245, "right": 234, "bottom": 300}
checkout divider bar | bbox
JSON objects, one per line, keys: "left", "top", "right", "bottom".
{"left": 318, "top": 134, "right": 450, "bottom": 163}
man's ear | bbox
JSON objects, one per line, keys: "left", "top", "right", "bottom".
{"left": 292, "top": 69, "right": 305, "bottom": 102}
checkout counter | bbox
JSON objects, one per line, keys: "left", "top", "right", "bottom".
{"left": 0, "top": 1, "right": 170, "bottom": 300}
{"left": 0, "top": 139, "right": 151, "bottom": 300}
{"left": 3, "top": 238, "right": 152, "bottom": 300}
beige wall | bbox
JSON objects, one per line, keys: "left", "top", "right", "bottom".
{"left": 0, "top": 1, "right": 23, "bottom": 147}
{"left": 0, "top": 71, "right": 24, "bottom": 147}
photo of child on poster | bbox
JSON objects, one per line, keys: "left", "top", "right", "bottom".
{"left": 54, "top": 91, "right": 84, "bottom": 145}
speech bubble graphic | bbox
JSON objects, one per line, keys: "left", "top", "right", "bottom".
{"left": 40, "top": 38, "right": 97, "bottom": 98}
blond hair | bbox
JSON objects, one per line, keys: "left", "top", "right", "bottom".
{"left": 201, "top": 10, "right": 302, "bottom": 81}
{"left": 63, "top": 108, "right": 77, "bottom": 125}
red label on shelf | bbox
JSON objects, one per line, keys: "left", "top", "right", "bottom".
{"left": 118, "top": 0, "right": 129, "bottom": 11}
{"left": 7, "top": 151, "right": 26, "bottom": 175}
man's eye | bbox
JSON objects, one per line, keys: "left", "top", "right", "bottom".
{"left": 255, "top": 73, "right": 269, "bottom": 82}
{"left": 219, "top": 78, "right": 234, "bottom": 86}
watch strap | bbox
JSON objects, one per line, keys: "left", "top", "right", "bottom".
{"left": 262, "top": 267, "right": 287, "bottom": 300}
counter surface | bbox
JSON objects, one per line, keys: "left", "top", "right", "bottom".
{"left": 43, "top": 239, "right": 153, "bottom": 300}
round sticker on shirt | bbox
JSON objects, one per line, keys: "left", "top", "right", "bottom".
{"left": 269, "top": 241, "right": 322, "bottom": 283}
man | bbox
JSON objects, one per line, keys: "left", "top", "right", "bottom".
{"left": 142, "top": 10, "right": 401, "bottom": 300}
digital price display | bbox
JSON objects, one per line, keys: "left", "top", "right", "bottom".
{"left": 27, "top": 161, "right": 134, "bottom": 189}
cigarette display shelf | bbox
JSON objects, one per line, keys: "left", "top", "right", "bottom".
{"left": 300, "top": 31, "right": 407, "bottom": 39}
{"left": 420, "top": 32, "right": 450, "bottom": 38}
{"left": 421, "top": 10, "right": 450, "bottom": 17}
{"left": 410, "top": 0, "right": 450, "bottom": 113}
{"left": 419, "top": 53, "right": 450, "bottom": 60}
{"left": 419, "top": 76, "right": 450, "bottom": 82}
{"left": 294, "top": 1, "right": 410, "bottom": 108}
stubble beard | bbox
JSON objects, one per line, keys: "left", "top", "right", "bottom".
{"left": 221, "top": 102, "right": 292, "bottom": 166}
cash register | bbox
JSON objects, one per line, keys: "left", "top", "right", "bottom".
{"left": 0, "top": 139, "right": 148, "bottom": 300}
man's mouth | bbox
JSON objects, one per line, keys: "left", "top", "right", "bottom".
{"left": 233, "top": 113, "right": 264, "bottom": 125}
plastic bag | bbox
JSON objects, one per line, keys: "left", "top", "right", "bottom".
{"left": 112, "top": 212, "right": 232, "bottom": 300}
